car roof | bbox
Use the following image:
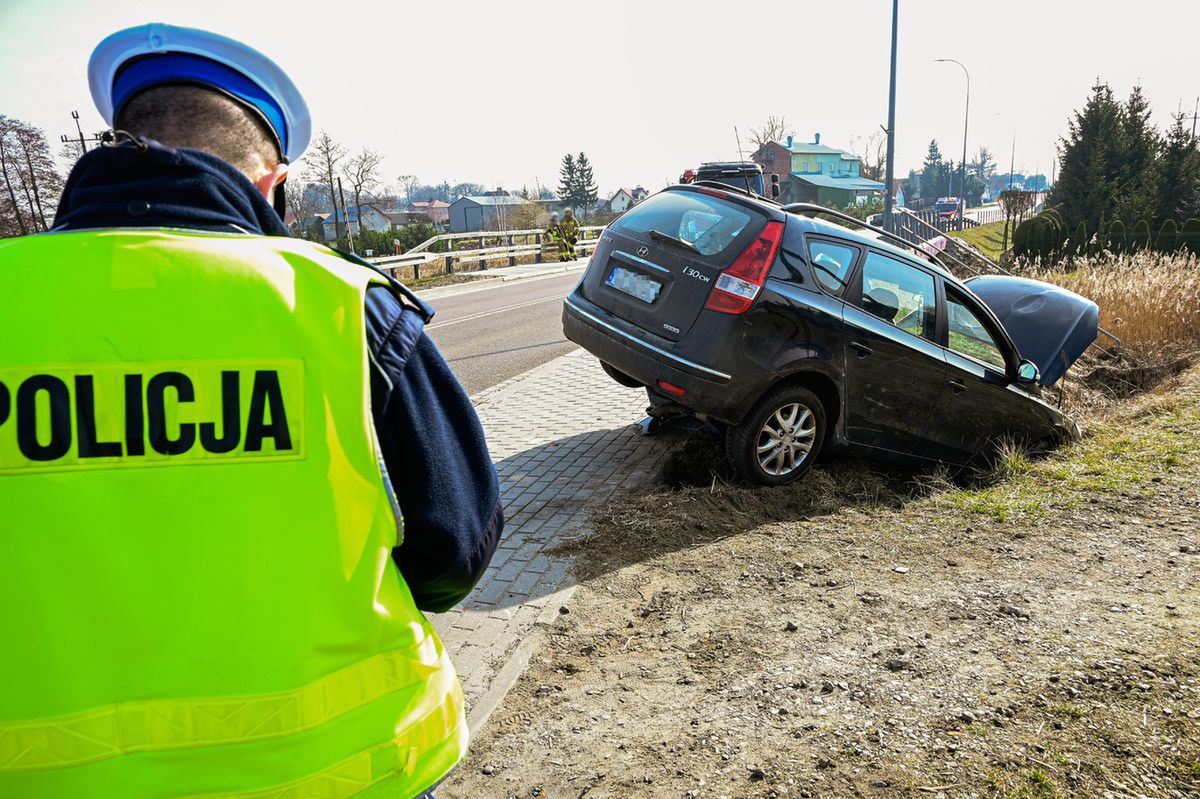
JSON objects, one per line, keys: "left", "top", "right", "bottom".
{"left": 662, "top": 185, "right": 960, "bottom": 284}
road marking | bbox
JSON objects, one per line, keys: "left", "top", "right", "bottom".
{"left": 427, "top": 295, "right": 564, "bottom": 330}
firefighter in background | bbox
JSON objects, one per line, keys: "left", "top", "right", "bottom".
{"left": 559, "top": 207, "right": 581, "bottom": 261}
{"left": 543, "top": 212, "right": 563, "bottom": 262}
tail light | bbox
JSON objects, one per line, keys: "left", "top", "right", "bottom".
{"left": 703, "top": 221, "right": 785, "bottom": 314}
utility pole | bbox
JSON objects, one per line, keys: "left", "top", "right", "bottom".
{"left": 1001, "top": 131, "right": 1017, "bottom": 254}
{"left": 882, "top": 0, "right": 899, "bottom": 233}
{"left": 1192, "top": 97, "right": 1199, "bottom": 140}
{"left": 1007, "top": 132, "right": 1016, "bottom": 191}
{"left": 337, "top": 176, "right": 355, "bottom": 254}
{"left": 59, "top": 110, "right": 104, "bottom": 154}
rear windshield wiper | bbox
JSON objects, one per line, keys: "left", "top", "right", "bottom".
{"left": 649, "top": 228, "right": 701, "bottom": 255}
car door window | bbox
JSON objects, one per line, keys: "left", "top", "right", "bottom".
{"left": 945, "top": 289, "right": 1006, "bottom": 369}
{"left": 808, "top": 240, "right": 857, "bottom": 295}
{"left": 858, "top": 252, "right": 937, "bottom": 341}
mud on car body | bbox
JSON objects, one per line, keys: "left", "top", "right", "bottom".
{"left": 563, "top": 184, "right": 1095, "bottom": 485}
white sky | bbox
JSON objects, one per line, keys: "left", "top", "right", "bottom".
{"left": 2, "top": 0, "right": 1197, "bottom": 197}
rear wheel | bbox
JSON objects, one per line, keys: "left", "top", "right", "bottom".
{"left": 726, "top": 385, "right": 825, "bottom": 485}
{"left": 600, "top": 361, "right": 644, "bottom": 388}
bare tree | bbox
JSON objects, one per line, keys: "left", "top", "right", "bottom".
{"left": 309, "top": 130, "right": 346, "bottom": 242}
{"left": 396, "top": 174, "right": 419, "bottom": 208}
{"left": 0, "top": 116, "right": 60, "bottom": 236}
{"left": 14, "top": 123, "right": 61, "bottom": 231}
{"left": 999, "top": 189, "right": 1037, "bottom": 253}
{"left": 0, "top": 117, "right": 30, "bottom": 236}
{"left": 849, "top": 132, "right": 887, "bottom": 181}
{"left": 748, "top": 115, "right": 794, "bottom": 150}
{"left": 284, "top": 173, "right": 319, "bottom": 239}
{"left": 343, "top": 147, "right": 384, "bottom": 234}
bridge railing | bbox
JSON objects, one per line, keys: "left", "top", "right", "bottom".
{"left": 367, "top": 226, "right": 605, "bottom": 280}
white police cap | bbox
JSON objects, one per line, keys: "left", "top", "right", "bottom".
{"left": 89, "top": 23, "right": 311, "bottom": 162}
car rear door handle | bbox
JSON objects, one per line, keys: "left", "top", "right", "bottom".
{"left": 849, "top": 341, "right": 872, "bottom": 358}
{"left": 948, "top": 378, "right": 967, "bottom": 394}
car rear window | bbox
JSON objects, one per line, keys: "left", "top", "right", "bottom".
{"left": 609, "top": 190, "right": 755, "bottom": 257}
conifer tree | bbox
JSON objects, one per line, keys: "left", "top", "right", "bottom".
{"left": 1051, "top": 81, "right": 1126, "bottom": 231}
{"left": 558, "top": 153, "right": 577, "bottom": 203}
{"left": 575, "top": 152, "right": 598, "bottom": 221}
{"left": 1130, "top": 218, "right": 1151, "bottom": 250}
{"left": 1155, "top": 112, "right": 1200, "bottom": 225}
{"left": 1154, "top": 219, "right": 1178, "bottom": 252}
{"left": 1106, "top": 219, "right": 1126, "bottom": 253}
{"left": 1179, "top": 218, "right": 1200, "bottom": 256}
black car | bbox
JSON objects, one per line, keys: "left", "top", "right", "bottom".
{"left": 562, "top": 184, "right": 1096, "bottom": 485}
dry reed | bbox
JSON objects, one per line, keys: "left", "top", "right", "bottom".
{"left": 1025, "top": 251, "right": 1200, "bottom": 348}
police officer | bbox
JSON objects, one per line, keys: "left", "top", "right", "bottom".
{"left": 0, "top": 24, "right": 501, "bottom": 799}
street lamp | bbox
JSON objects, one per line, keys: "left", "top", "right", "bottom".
{"left": 935, "top": 58, "right": 969, "bottom": 231}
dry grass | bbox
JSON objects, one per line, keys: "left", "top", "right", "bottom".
{"left": 1024, "top": 251, "right": 1200, "bottom": 349}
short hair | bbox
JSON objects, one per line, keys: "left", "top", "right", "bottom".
{"left": 113, "top": 84, "right": 280, "bottom": 176}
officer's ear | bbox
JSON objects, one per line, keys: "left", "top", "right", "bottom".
{"left": 255, "top": 163, "right": 289, "bottom": 203}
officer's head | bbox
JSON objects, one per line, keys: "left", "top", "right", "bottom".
{"left": 550, "top": 213, "right": 559, "bottom": 222}
{"left": 114, "top": 85, "right": 288, "bottom": 202}
{"left": 564, "top": 208, "right": 574, "bottom": 218}
{"left": 90, "top": 25, "right": 311, "bottom": 211}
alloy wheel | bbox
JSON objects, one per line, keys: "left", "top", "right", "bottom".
{"left": 756, "top": 403, "right": 816, "bottom": 477}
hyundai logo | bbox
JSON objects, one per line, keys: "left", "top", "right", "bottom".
{"left": 637, "top": 246, "right": 649, "bottom": 257}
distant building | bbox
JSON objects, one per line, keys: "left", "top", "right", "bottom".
{"left": 447, "top": 192, "right": 536, "bottom": 232}
{"left": 752, "top": 133, "right": 886, "bottom": 208}
{"left": 321, "top": 206, "right": 391, "bottom": 241}
{"left": 382, "top": 210, "right": 435, "bottom": 228}
{"left": 631, "top": 186, "right": 650, "bottom": 202}
{"left": 608, "top": 188, "right": 635, "bottom": 213}
{"left": 749, "top": 140, "right": 794, "bottom": 201}
{"left": 409, "top": 200, "right": 450, "bottom": 225}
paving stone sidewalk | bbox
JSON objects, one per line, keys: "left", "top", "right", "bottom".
{"left": 430, "top": 349, "right": 670, "bottom": 728}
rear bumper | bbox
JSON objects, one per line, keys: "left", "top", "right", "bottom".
{"left": 562, "top": 294, "right": 749, "bottom": 422}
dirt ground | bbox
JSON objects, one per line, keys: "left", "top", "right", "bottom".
{"left": 444, "top": 361, "right": 1200, "bottom": 799}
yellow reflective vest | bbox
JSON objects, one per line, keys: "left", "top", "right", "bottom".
{"left": 0, "top": 230, "right": 466, "bottom": 799}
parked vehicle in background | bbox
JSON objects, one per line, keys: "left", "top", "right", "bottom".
{"left": 934, "top": 196, "right": 961, "bottom": 221}
{"left": 563, "top": 185, "right": 1095, "bottom": 485}
{"left": 681, "top": 162, "right": 766, "bottom": 197}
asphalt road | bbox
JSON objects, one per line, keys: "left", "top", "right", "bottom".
{"left": 424, "top": 271, "right": 584, "bottom": 396}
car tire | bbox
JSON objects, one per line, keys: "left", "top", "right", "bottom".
{"left": 726, "top": 385, "right": 826, "bottom": 486}
{"left": 600, "top": 361, "right": 643, "bottom": 388}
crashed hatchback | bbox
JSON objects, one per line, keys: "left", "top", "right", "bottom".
{"left": 563, "top": 185, "right": 1097, "bottom": 485}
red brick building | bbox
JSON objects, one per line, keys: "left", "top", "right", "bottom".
{"left": 750, "top": 140, "right": 794, "bottom": 202}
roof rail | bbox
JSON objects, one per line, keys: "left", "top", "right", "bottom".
{"left": 782, "top": 203, "right": 948, "bottom": 269}
{"left": 690, "top": 180, "right": 781, "bottom": 206}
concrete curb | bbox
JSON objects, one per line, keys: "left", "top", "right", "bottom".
{"left": 464, "top": 582, "right": 578, "bottom": 733}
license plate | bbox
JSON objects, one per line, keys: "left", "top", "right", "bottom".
{"left": 606, "top": 266, "right": 661, "bottom": 303}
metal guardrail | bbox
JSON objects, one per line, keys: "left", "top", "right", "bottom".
{"left": 367, "top": 225, "right": 605, "bottom": 278}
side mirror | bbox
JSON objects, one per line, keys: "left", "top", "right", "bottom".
{"left": 1016, "top": 360, "right": 1039, "bottom": 385}
{"left": 770, "top": 174, "right": 781, "bottom": 199}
